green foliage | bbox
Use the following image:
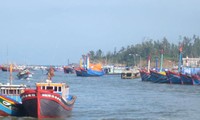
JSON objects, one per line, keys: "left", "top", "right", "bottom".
{"left": 89, "top": 35, "right": 200, "bottom": 66}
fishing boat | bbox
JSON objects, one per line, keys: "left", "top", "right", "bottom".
{"left": 63, "top": 66, "right": 75, "bottom": 74}
{"left": 166, "top": 45, "right": 183, "bottom": 84}
{"left": 0, "top": 64, "right": 28, "bottom": 116}
{"left": 121, "top": 68, "right": 140, "bottom": 79}
{"left": 75, "top": 54, "right": 104, "bottom": 77}
{"left": 150, "top": 70, "right": 170, "bottom": 83}
{"left": 20, "top": 67, "right": 76, "bottom": 118}
{"left": 74, "top": 67, "right": 84, "bottom": 76}
{"left": 149, "top": 50, "right": 170, "bottom": 83}
{"left": 139, "top": 69, "right": 151, "bottom": 81}
{"left": 140, "top": 55, "right": 151, "bottom": 81}
{"left": 180, "top": 73, "right": 194, "bottom": 85}
{"left": 17, "top": 68, "right": 32, "bottom": 80}
{"left": 166, "top": 71, "right": 182, "bottom": 84}
{"left": 1, "top": 64, "right": 20, "bottom": 72}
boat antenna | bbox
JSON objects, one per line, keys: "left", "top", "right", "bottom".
{"left": 159, "top": 49, "right": 164, "bottom": 72}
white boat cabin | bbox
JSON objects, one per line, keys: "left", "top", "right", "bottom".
{"left": 0, "top": 84, "right": 27, "bottom": 102}
{"left": 36, "top": 81, "right": 69, "bottom": 99}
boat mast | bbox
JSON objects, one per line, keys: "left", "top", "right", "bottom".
{"left": 178, "top": 45, "right": 183, "bottom": 73}
{"left": 86, "top": 54, "right": 90, "bottom": 70}
{"left": 160, "top": 49, "right": 164, "bottom": 72}
{"left": 155, "top": 56, "right": 158, "bottom": 71}
{"left": 147, "top": 55, "right": 150, "bottom": 73}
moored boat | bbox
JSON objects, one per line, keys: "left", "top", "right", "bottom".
{"left": 180, "top": 73, "right": 194, "bottom": 85}
{"left": 140, "top": 55, "right": 151, "bottom": 81}
{"left": 0, "top": 64, "right": 28, "bottom": 117}
{"left": 150, "top": 70, "right": 170, "bottom": 83}
{"left": 166, "top": 71, "right": 182, "bottom": 84}
{"left": 139, "top": 69, "right": 151, "bottom": 81}
{"left": 76, "top": 54, "right": 104, "bottom": 77}
{"left": 17, "top": 68, "right": 32, "bottom": 80}
{"left": 0, "top": 84, "right": 27, "bottom": 116}
{"left": 121, "top": 68, "right": 140, "bottom": 79}
{"left": 63, "top": 66, "right": 75, "bottom": 74}
{"left": 20, "top": 67, "right": 76, "bottom": 118}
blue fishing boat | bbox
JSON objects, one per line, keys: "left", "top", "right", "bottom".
{"left": 76, "top": 54, "right": 104, "bottom": 77}
{"left": 180, "top": 73, "right": 194, "bottom": 85}
{"left": 139, "top": 69, "right": 151, "bottom": 81}
{"left": 166, "top": 71, "right": 182, "bottom": 84}
{"left": 75, "top": 68, "right": 104, "bottom": 77}
{"left": 149, "top": 49, "right": 170, "bottom": 83}
{"left": 0, "top": 64, "right": 28, "bottom": 116}
{"left": 0, "top": 84, "right": 27, "bottom": 116}
{"left": 140, "top": 55, "right": 151, "bottom": 81}
{"left": 150, "top": 70, "right": 169, "bottom": 83}
{"left": 165, "top": 45, "right": 183, "bottom": 84}
{"left": 80, "top": 69, "right": 104, "bottom": 77}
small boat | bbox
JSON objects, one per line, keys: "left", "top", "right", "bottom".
{"left": 17, "top": 68, "right": 32, "bottom": 80}
{"left": 63, "top": 66, "right": 75, "bottom": 74}
{"left": 0, "top": 64, "right": 28, "bottom": 116}
{"left": 1, "top": 64, "right": 20, "bottom": 72}
{"left": 20, "top": 67, "right": 76, "bottom": 118}
{"left": 121, "top": 68, "right": 140, "bottom": 79}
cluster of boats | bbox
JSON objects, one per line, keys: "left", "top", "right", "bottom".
{"left": 0, "top": 65, "right": 76, "bottom": 118}
{"left": 140, "top": 47, "right": 200, "bottom": 85}
{"left": 140, "top": 68, "right": 200, "bottom": 85}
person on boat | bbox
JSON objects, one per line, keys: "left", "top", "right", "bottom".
{"left": 47, "top": 67, "right": 55, "bottom": 80}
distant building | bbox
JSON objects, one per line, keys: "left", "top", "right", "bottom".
{"left": 182, "top": 56, "right": 200, "bottom": 67}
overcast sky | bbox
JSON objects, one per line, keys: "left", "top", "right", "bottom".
{"left": 0, "top": 0, "right": 199, "bottom": 65}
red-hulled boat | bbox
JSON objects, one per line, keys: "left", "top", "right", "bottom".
{"left": 20, "top": 67, "right": 76, "bottom": 118}
{"left": 20, "top": 81, "right": 76, "bottom": 118}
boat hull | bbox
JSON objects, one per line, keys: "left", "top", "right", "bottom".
{"left": 180, "top": 73, "right": 194, "bottom": 85}
{"left": 166, "top": 71, "right": 182, "bottom": 84}
{"left": 139, "top": 70, "right": 151, "bottom": 81}
{"left": 76, "top": 69, "right": 104, "bottom": 77}
{"left": 0, "top": 95, "right": 25, "bottom": 116}
{"left": 150, "top": 70, "right": 169, "bottom": 83}
{"left": 21, "top": 89, "right": 76, "bottom": 118}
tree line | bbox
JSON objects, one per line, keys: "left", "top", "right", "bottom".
{"left": 88, "top": 35, "right": 200, "bottom": 66}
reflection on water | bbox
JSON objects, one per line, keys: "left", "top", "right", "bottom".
{"left": 0, "top": 71, "right": 200, "bottom": 120}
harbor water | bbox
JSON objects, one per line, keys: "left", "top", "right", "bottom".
{"left": 1, "top": 70, "right": 200, "bottom": 120}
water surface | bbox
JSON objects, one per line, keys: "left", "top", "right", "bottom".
{"left": 0, "top": 71, "right": 200, "bottom": 120}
